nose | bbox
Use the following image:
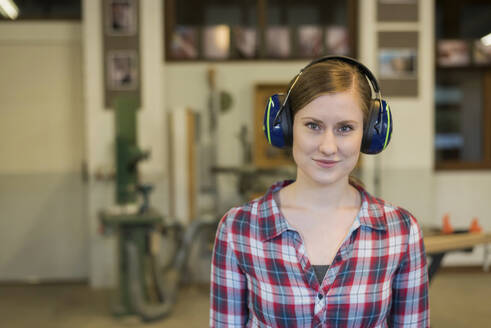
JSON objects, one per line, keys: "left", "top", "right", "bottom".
{"left": 318, "top": 129, "right": 337, "bottom": 155}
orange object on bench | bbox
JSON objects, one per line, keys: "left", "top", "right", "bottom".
{"left": 442, "top": 213, "right": 454, "bottom": 234}
{"left": 469, "top": 217, "right": 483, "bottom": 233}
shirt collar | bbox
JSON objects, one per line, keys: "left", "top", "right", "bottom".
{"left": 258, "top": 180, "right": 388, "bottom": 242}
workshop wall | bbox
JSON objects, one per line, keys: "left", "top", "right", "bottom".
{"left": 0, "top": 22, "right": 88, "bottom": 281}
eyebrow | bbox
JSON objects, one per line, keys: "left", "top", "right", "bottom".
{"left": 300, "top": 117, "right": 360, "bottom": 125}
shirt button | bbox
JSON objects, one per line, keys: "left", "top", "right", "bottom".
{"left": 317, "top": 293, "right": 323, "bottom": 300}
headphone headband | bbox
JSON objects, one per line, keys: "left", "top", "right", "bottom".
{"left": 302, "top": 56, "right": 380, "bottom": 92}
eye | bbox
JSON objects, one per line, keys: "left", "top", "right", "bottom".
{"left": 338, "top": 125, "right": 354, "bottom": 133}
{"left": 305, "top": 122, "right": 321, "bottom": 131}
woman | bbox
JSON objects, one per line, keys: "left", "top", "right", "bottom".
{"left": 210, "top": 56, "right": 429, "bottom": 327}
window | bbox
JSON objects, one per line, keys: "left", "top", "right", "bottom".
{"left": 435, "top": 0, "right": 491, "bottom": 169}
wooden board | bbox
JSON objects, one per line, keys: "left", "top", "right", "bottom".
{"left": 187, "top": 109, "right": 196, "bottom": 221}
{"left": 424, "top": 233, "right": 491, "bottom": 254}
{"left": 167, "top": 108, "right": 196, "bottom": 223}
{"left": 377, "top": 0, "right": 419, "bottom": 22}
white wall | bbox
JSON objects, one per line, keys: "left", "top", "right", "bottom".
{"left": 0, "top": 22, "right": 85, "bottom": 173}
{"left": 0, "top": 22, "right": 88, "bottom": 281}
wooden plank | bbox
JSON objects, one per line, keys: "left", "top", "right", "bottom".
{"left": 378, "top": 31, "right": 419, "bottom": 49}
{"left": 377, "top": 1, "right": 419, "bottom": 22}
{"left": 186, "top": 109, "right": 196, "bottom": 221}
{"left": 424, "top": 233, "right": 491, "bottom": 254}
{"left": 348, "top": 0, "right": 359, "bottom": 58}
{"left": 167, "top": 112, "right": 175, "bottom": 218}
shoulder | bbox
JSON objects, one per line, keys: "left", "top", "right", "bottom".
{"left": 219, "top": 200, "right": 256, "bottom": 233}
{"left": 217, "top": 180, "right": 292, "bottom": 242}
{"left": 382, "top": 198, "right": 419, "bottom": 231}
{"left": 360, "top": 186, "right": 422, "bottom": 237}
{"left": 217, "top": 191, "right": 273, "bottom": 240}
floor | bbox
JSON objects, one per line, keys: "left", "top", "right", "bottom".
{"left": 1, "top": 270, "right": 490, "bottom": 327}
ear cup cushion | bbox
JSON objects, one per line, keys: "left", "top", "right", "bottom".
{"left": 361, "top": 99, "right": 382, "bottom": 154}
{"left": 281, "top": 100, "right": 293, "bottom": 147}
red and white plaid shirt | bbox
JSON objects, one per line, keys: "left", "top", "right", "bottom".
{"left": 210, "top": 180, "right": 429, "bottom": 327}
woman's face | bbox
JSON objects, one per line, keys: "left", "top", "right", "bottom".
{"left": 292, "top": 90, "right": 364, "bottom": 186}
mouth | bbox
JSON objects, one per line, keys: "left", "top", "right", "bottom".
{"left": 313, "top": 159, "right": 340, "bottom": 168}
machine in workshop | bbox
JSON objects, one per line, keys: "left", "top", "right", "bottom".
{"left": 99, "top": 96, "right": 176, "bottom": 321}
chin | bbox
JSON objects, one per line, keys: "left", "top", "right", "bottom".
{"left": 299, "top": 165, "right": 351, "bottom": 186}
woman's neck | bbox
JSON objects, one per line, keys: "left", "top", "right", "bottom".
{"left": 281, "top": 171, "right": 359, "bottom": 212}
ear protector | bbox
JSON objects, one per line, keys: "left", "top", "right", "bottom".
{"left": 263, "top": 55, "right": 392, "bottom": 155}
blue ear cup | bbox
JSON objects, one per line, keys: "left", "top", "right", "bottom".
{"left": 361, "top": 99, "right": 393, "bottom": 154}
{"left": 263, "top": 94, "right": 293, "bottom": 148}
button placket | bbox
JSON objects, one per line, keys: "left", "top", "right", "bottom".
{"left": 314, "top": 289, "right": 326, "bottom": 315}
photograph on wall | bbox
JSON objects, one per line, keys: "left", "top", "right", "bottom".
{"left": 266, "top": 26, "right": 291, "bottom": 58}
{"left": 437, "top": 40, "right": 470, "bottom": 66}
{"left": 473, "top": 40, "right": 491, "bottom": 65}
{"left": 105, "top": 0, "right": 137, "bottom": 36}
{"left": 233, "top": 26, "right": 257, "bottom": 59}
{"left": 107, "top": 50, "right": 138, "bottom": 91}
{"left": 170, "top": 26, "right": 199, "bottom": 59}
{"left": 378, "top": 48, "right": 417, "bottom": 78}
{"left": 379, "top": 0, "right": 416, "bottom": 3}
{"left": 297, "top": 25, "right": 323, "bottom": 58}
{"left": 202, "top": 25, "right": 230, "bottom": 60}
{"left": 325, "top": 26, "right": 349, "bottom": 56}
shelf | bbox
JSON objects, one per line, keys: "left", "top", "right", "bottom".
{"left": 437, "top": 65, "right": 491, "bottom": 70}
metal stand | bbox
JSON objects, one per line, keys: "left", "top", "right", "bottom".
{"left": 99, "top": 96, "right": 177, "bottom": 321}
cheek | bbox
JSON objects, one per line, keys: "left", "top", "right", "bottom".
{"left": 293, "top": 128, "right": 317, "bottom": 154}
{"left": 341, "top": 133, "right": 363, "bottom": 155}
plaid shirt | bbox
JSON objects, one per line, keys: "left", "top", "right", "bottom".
{"left": 210, "top": 180, "right": 429, "bottom": 327}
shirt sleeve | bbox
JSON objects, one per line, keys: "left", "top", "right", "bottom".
{"left": 389, "top": 213, "right": 430, "bottom": 327}
{"left": 210, "top": 214, "right": 249, "bottom": 327}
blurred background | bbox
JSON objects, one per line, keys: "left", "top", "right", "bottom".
{"left": 0, "top": 0, "right": 490, "bottom": 327}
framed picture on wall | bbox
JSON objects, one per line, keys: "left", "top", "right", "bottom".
{"left": 233, "top": 26, "right": 257, "bottom": 59}
{"left": 378, "top": 48, "right": 417, "bottom": 78}
{"left": 297, "top": 25, "right": 323, "bottom": 58}
{"left": 266, "top": 27, "right": 291, "bottom": 58}
{"left": 107, "top": 50, "right": 139, "bottom": 91}
{"left": 437, "top": 40, "right": 470, "bottom": 67}
{"left": 105, "top": 0, "right": 137, "bottom": 36}
{"left": 202, "top": 25, "right": 230, "bottom": 60}
{"left": 325, "top": 26, "right": 350, "bottom": 55}
{"left": 170, "top": 26, "right": 199, "bottom": 59}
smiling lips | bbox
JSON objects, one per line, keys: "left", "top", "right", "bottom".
{"left": 313, "top": 159, "right": 340, "bottom": 168}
